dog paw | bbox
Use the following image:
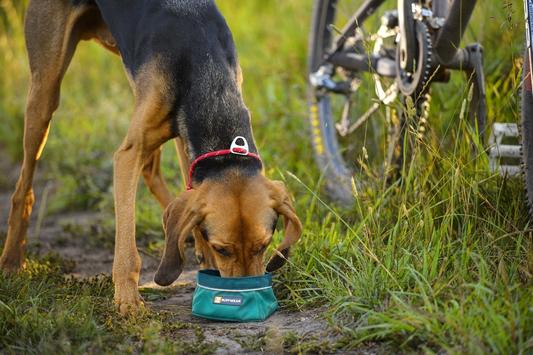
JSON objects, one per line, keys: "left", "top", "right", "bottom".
{"left": 114, "top": 283, "right": 144, "bottom": 315}
{"left": 0, "top": 255, "right": 24, "bottom": 274}
{"left": 116, "top": 297, "right": 145, "bottom": 315}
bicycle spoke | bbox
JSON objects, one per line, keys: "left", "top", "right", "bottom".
{"left": 347, "top": 102, "right": 380, "bottom": 134}
{"left": 332, "top": 0, "right": 366, "bottom": 48}
{"left": 336, "top": 97, "right": 353, "bottom": 136}
{"left": 385, "top": 107, "right": 402, "bottom": 172}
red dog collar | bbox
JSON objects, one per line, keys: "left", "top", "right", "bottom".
{"left": 187, "top": 136, "right": 261, "bottom": 190}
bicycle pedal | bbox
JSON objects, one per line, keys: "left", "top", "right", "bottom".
{"left": 488, "top": 123, "right": 521, "bottom": 176}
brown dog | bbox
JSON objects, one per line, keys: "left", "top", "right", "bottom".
{"left": 0, "top": 0, "right": 302, "bottom": 314}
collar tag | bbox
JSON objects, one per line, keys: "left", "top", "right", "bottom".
{"left": 230, "top": 136, "right": 249, "bottom": 155}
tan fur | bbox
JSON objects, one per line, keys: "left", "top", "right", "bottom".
{"left": 174, "top": 137, "right": 190, "bottom": 189}
{"left": 155, "top": 172, "right": 302, "bottom": 285}
{"left": 142, "top": 148, "right": 173, "bottom": 208}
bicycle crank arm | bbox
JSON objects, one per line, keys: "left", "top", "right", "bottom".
{"left": 436, "top": 46, "right": 477, "bottom": 71}
{"left": 465, "top": 45, "right": 487, "bottom": 136}
{"left": 398, "top": 0, "right": 416, "bottom": 70}
{"left": 432, "top": 44, "right": 486, "bottom": 135}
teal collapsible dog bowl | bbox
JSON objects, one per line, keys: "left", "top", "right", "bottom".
{"left": 192, "top": 270, "right": 278, "bottom": 322}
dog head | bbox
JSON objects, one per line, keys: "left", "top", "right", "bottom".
{"left": 153, "top": 172, "right": 302, "bottom": 286}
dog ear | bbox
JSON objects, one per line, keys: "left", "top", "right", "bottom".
{"left": 154, "top": 190, "right": 204, "bottom": 286}
{"left": 266, "top": 181, "right": 302, "bottom": 272}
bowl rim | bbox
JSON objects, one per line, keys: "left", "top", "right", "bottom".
{"left": 197, "top": 269, "right": 273, "bottom": 291}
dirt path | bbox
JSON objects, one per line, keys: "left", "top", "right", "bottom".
{"left": 0, "top": 160, "right": 374, "bottom": 354}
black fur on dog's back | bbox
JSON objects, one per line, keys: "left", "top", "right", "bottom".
{"left": 70, "top": 0, "right": 262, "bottom": 184}
{"left": 71, "top": 0, "right": 95, "bottom": 6}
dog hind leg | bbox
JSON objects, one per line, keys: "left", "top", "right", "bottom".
{"left": 0, "top": 1, "right": 86, "bottom": 272}
{"left": 174, "top": 137, "right": 190, "bottom": 189}
{"left": 142, "top": 148, "right": 173, "bottom": 208}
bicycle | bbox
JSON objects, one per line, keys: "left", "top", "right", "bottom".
{"left": 307, "top": 0, "right": 533, "bottom": 208}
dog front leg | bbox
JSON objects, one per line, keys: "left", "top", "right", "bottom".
{"left": 112, "top": 106, "right": 172, "bottom": 314}
{"left": 112, "top": 135, "right": 145, "bottom": 315}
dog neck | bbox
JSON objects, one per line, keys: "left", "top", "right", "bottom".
{"left": 190, "top": 153, "right": 262, "bottom": 188}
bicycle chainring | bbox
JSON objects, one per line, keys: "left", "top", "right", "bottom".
{"left": 396, "top": 21, "right": 432, "bottom": 96}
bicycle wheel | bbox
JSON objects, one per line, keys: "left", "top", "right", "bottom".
{"left": 521, "top": 8, "right": 533, "bottom": 215}
{"left": 308, "top": 0, "right": 430, "bottom": 204}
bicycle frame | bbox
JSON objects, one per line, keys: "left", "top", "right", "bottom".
{"left": 325, "top": 0, "right": 478, "bottom": 70}
{"left": 433, "top": 0, "right": 477, "bottom": 65}
{"left": 326, "top": 0, "right": 386, "bottom": 63}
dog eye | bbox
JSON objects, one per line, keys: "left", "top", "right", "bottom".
{"left": 213, "top": 246, "right": 231, "bottom": 257}
{"left": 271, "top": 216, "right": 279, "bottom": 233}
{"left": 255, "top": 244, "right": 267, "bottom": 255}
{"left": 200, "top": 227, "right": 209, "bottom": 241}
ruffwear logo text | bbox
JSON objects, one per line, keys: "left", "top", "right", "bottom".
{"left": 213, "top": 295, "right": 243, "bottom": 306}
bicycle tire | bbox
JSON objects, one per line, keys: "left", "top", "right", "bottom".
{"left": 308, "top": 0, "right": 355, "bottom": 205}
{"left": 521, "top": 42, "right": 533, "bottom": 216}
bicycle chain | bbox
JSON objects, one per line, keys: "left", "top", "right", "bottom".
{"left": 417, "top": 20, "right": 433, "bottom": 96}
{"left": 407, "top": 20, "right": 433, "bottom": 142}
{"left": 416, "top": 93, "right": 431, "bottom": 141}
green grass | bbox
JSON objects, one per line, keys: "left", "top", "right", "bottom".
{"left": 1, "top": 0, "right": 532, "bottom": 353}
{"left": 0, "top": 254, "right": 218, "bottom": 353}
